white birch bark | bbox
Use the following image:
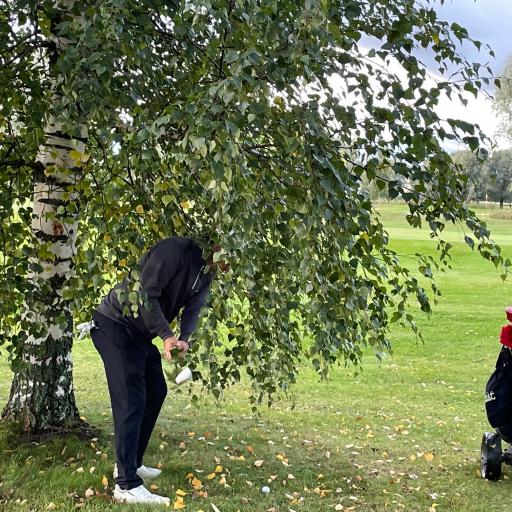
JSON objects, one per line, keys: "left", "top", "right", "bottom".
{"left": 2, "top": 1, "right": 88, "bottom": 431}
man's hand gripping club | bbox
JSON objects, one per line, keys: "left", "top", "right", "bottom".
{"left": 163, "top": 336, "right": 189, "bottom": 361}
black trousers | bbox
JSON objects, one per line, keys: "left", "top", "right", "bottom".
{"left": 91, "top": 312, "right": 168, "bottom": 490}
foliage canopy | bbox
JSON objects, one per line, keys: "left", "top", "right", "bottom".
{"left": 0, "top": 0, "right": 508, "bottom": 408}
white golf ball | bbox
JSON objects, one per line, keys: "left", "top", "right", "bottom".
{"left": 261, "top": 485, "right": 270, "bottom": 494}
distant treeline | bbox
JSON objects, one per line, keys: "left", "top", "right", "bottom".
{"left": 363, "top": 149, "right": 512, "bottom": 208}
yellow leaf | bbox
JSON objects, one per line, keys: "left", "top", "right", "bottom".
{"left": 119, "top": 259, "right": 127, "bottom": 268}
{"left": 101, "top": 475, "right": 108, "bottom": 487}
{"left": 180, "top": 201, "right": 190, "bottom": 210}
{"left": 409, "top": 454, "right": 416, "bottom": 462}
{"left": 185, "top": 473, "right": 194, "bottom": 479}
{"left": 69, "top": 149, "right": 89, "bottom": 164}
{"left": 89, "top": 466, "right": 95, "bottom": 474}
{"left": 206, "top": 473, "right": 216, "bottom": 480}
{"left": 254, "top": 459, "right": 264, "bottom": 468}
{"left": 175, "top": 489, "right": 187, "bottom": 497}
{"left": 179, "top": 441, "right": 187, "bottom": 450}
{"left": 150, "top": 484, "right": 159, "bottom": 491}
{"left": 191, "top": 477, "right": 203, "bottom": 490}
{"left": 136, "top": 204, "right": 144, "bottom": 214}
{"left": 214, "top": 465, "right": 223, "bottom": 473}
{"left": 424, "top": 452, "right": 434, "bottom": 462}
{"left": 173, "top": 496, "right": 185, "bottom": 510}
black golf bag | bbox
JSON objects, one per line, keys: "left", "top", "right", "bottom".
{"left": 481, "top": 346, "right": 512, "bottom": 480}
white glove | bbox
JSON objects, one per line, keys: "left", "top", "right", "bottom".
{"left": 76, "top": 320, "right": 97, "bottom": 340}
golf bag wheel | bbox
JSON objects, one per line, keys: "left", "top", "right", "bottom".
{"left": 481, "top": 432, "right": 503, "bottom": 481}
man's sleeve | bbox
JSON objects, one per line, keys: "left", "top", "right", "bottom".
{"left": 180, "top": 283, "right": 210, "bottom": 345}
{"left": 139, "top": 240, "right": 182, "bottom": 340}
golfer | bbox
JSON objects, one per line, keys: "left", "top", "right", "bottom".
{"left": 91, "top": 237, "right": 218, "bottom": 504}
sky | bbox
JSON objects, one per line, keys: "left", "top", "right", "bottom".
{"left": 422, "top": 0, "right": 512, "bottom": 149}
{"left": 434, "top": 0, "right": 512, "bottom": 76}
{"left": 357, "top": 0, "right": 512, "bottom": 151}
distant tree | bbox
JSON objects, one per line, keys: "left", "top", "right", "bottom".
{"left": 451, "top": 150, "right": 488, "bottom": 203}
{"left": 487, "top": 149, "right": 512, "bottom": 208}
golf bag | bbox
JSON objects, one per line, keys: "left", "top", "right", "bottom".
{"left": 485, "top": 346, "right": 512, "bottom": 439}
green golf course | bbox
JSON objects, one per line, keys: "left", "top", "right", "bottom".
{"left": 1, "top": 203, "right": 511, "bottom": 511}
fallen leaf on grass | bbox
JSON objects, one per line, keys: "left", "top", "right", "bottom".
{"left": 84, "top": 488, "right": 94, "bottom": 498}
{"left": 276, "top": 453, "right": 289, "bottom": 466}
{"left": 207, "top": 473, "right": 216, "bottom": 480}
{"left": 101, "top": 476, "right": 108, "bottom": 488}
{"left": 191, "top": 477, "right": 203, "bottom": 490}
{"left": 150, "top": 484, "right": 159, "bottom": 491}
{"left": 424, "top": 452, "right": 434, "bottom": 462}
{"left": 214, "top": 465, "right": 223, "bottom": 473}
{"left": 176, "top": 489, "right": 187, "bottom": 497}
{"left": 254, "top": 459, "right": 264, "bottom": 468}
{"left": 173, "top": 496, "right": 185, "bottom": 509}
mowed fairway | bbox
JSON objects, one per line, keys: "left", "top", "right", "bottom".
{"left": 1, "top": 203, "right": 512, "bottom": 511}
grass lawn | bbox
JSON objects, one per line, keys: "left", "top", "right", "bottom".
{"left": 1, "top": 203, "right": 512, "bottom": 511}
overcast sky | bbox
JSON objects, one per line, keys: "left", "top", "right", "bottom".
{"left": 423, "top": 0, "right": 512, "bottom": 149}
{"left": 358, "top": 0, "right": 511, "bottom": 150}
{"left": 434, "top": 0, "right": 512, "bottom": 76}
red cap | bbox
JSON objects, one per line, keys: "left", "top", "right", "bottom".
{"left": 507, "top": 306, "right": 512, "bottom": 322}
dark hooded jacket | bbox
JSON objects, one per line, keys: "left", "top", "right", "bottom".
{"left": 96, "top": 237, "right": 212, "bottom": 345}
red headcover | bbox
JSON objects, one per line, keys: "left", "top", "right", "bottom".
{"left": 507, "top": 306, "right": 512, "bottom": 322}
{"left": 501, "top": 324, "right": 512, "bottom": 348}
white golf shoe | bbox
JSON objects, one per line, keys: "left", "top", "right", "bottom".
{"left": 113, "top": 463, "right": 162, "bottom": 481}
{"left": 113, "top": 484, "right": 170, "bottom": 505}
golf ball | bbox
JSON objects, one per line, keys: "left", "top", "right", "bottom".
{"left": 261, "top": 486, "right": 270, "bottom": 494}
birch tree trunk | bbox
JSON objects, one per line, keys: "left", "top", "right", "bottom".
{"left": 2, "top": 2, "right": 88, "bottom": 432}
